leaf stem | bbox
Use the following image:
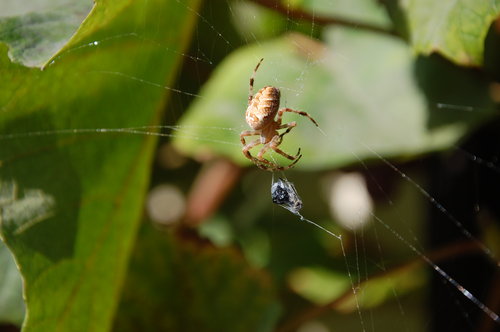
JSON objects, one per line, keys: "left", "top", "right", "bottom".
{"left": 276, "top": 239, "right": 483, "bottom": 332}
{"left": 250, "top": 0, "right": 401, "bottom": 38}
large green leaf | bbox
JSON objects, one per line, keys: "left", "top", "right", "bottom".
{"left": 0, "top": 0, "right": 200, "bottom": 331}
{"left": 0, "top": 241, "right": 24, "bottom": 325}
{"left": 114, "top": 225, "right": 280, "bottom": 332}
{"left": 401, "top": 0, "right": 500, "bottom": 66}
{"left": 173, "top": 29, "right": 495, "bottom": 170}
{"left": 0, "top": 0, "right": 93, "bottom": 67}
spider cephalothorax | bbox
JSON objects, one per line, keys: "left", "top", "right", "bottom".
{"left": 240, "top": 58, "right": 319, "bottom": 171}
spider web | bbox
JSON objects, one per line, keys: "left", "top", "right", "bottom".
{"left": 1, "top": 1, "right": 500, "bottom": 332}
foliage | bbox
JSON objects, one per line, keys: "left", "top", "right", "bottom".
{"left": 0, "top": 0, "right": 499, "bottom": 331}
{"left": 114, "top": 226, "right": 279, "bottom": 332}
{"left": 173, "top": 29, "right": 495, "bottom": 169}
{"left": 400, "top": 0, "right": 500, "bottom": 66}
{"left": 0, "top": 0, "right": 201, "bottom": 330}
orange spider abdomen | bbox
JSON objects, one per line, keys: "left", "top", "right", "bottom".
{"left": 245, "top": 86, "right": 280, "bottom": 130}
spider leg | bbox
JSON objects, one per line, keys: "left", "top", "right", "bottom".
{"left": 270, "top": 129, "right": 303, "bottom": 170}
{"left": 241, "top": 130, "right": 280, "bottom": 170}
{"left": 256, "top": 143, "right": 282, "bottom": 167}
{"left": 240, "top": 130, "right": 260, "bottom": 145}
{"left": 242, "top": 139, "right": 276, "bottom": 169}
{"left": 257, "top": 143, "right": 272, "bottom": 160}
{"left": 254, "top": 149, "right": 302, "bottom": 172}
{"left": 277, "top": 108, "right": 319, "bottom": 127}
{"left": 264, "top": 148, "right": 302, "bottom": 172}
{"left": 277, "top": 121, "right": 297, "bottom": 141}
{"left": 269, "top": 140, "right": 302, "bottom": 161}
{"left": 279, "top": 151, "right": 302, "bottom": 170}
{"left": 243, "top": 139, "right": 264, "bottom": 164}
{"left": 278, "top": 121, "right": 297, "bottom": 130}
{"left": 248, "top": 58, "right": 264, "bottom": 105}
{"left": 244, "top": 137, "right": 297, "bottom": 172}
{"left": 255, "top": 136, "right": 302, "bottom": 172}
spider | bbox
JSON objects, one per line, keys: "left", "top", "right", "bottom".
{"left": 240, "top": 58, "right": 319, "bottom": 171}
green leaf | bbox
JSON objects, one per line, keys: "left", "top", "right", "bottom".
{"left": 288, "top": 261, "right": 425, "bottom": 311}
{"left": 114, "top": 225, "right": 281, "bottom": 332}
{"left": 288, "top": 266, "right": 350, "bottom": 305}
{"left": 401, "top": 0, "right": 500, "bottom": 66}
{"left": 230, "top": 0, "right": 392, "bottom": 45}
{"left": 0, "top": 0, "right": 200, "bottom": 331}
{"left": 230, "top": 2, "right": 287, "bottom": 40}
{"left": 295, "top": 0, "right": 392, "bottom": 28}
{"left": 173, "top": 29, "right": 495, "bottom": 170}
{"left": 0, "top": 241, "right": 24, "bottom": 325}
{"left": 333, "top": 261, "right": 426, "bottom": 312}
{"left": 0, "top": 0, "right": 93, "bottom": 67}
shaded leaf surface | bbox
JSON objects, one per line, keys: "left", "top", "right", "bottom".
{"left": 0, "top": 0, "right": 200, "bottom": 331}
{"left": 114, "top": 226, "right": 280, "bottom": 332}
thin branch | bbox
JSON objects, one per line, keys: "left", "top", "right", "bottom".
{"left": 184, "top": 159, "right": 242, "bottom": 227}
{"left": 276, "top": 240, "right": 483, "bottom": 332}
{"left": 250, "top": 0, "right": 400, "bottom": 38}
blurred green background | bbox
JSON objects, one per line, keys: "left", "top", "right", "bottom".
{"left": 1, "top": 1, "right": 500, "bottom": 332}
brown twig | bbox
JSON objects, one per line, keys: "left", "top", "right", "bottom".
{"left": 276, "top": 240, "right": 483, "bottom": 332}
{"left": 183, "top": 158, "right": 242, "bottom": 227}
{"left": 477, "top": 270, "right": 500, "bottom": 332}
{"left": 251, "top": 0, "right": 400, "bottom": 38}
